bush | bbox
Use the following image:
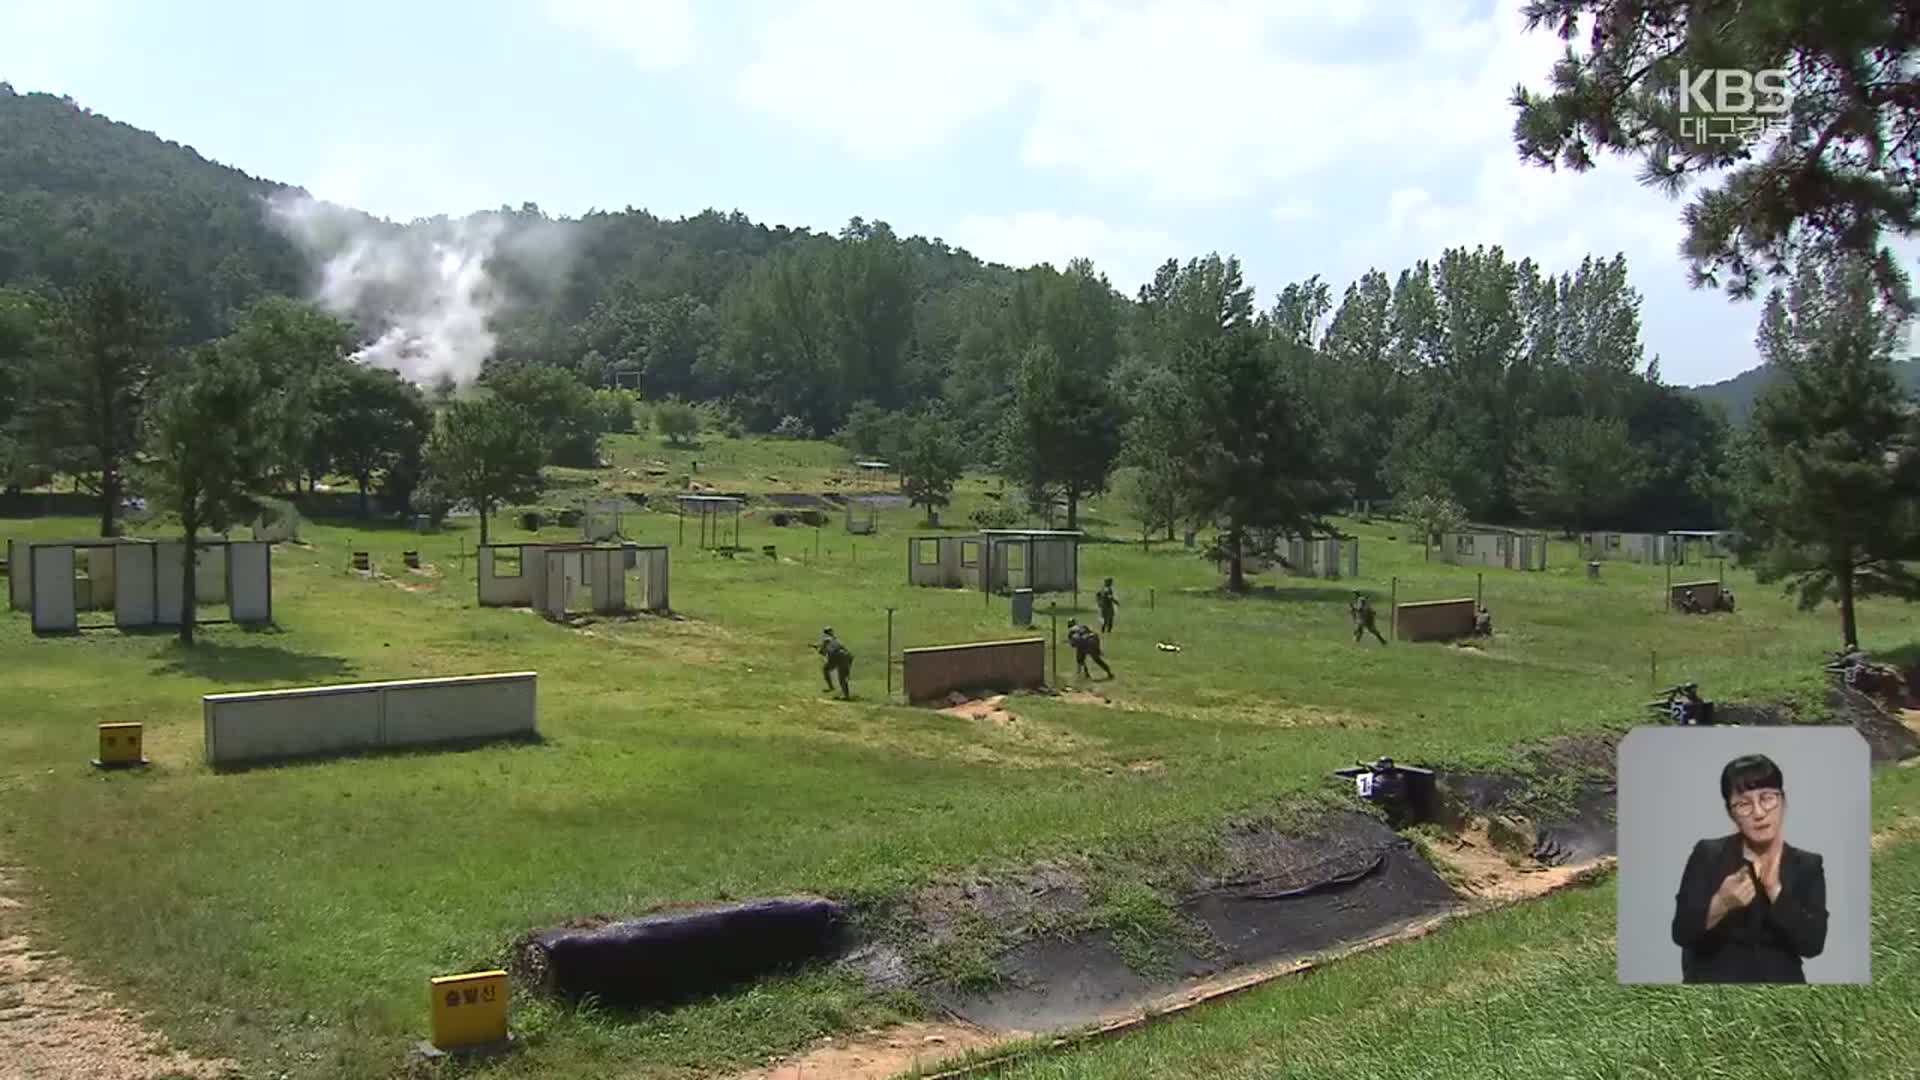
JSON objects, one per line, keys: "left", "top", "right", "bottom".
{"left": 656, "top": 401, "right": 702, "bottom": 445}
{"left": 969, "top": 500, "right": 1025, "bottom": 530}
{"left": 591, "top": 388, "right": 639, "bottom": 434}
{"left": 773, "top": 414, "right": 812, "bottom": 440}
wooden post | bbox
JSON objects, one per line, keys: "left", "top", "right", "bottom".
{"left": 1049, "top": 603, "right": 1059, "bottom": 686}
{"left": 815, "top": 524, "right": 821, "bottom": 560}
{"left": 1665, "top": 558, "right": 1672, "bottom": 610}
{"left": 1389, "top": 576, "right": 1398, "bottom": 641}
{"left": 886, "top": 607, "right": 895, "bottom": 700}
{"left": 1150, "top": 587, "right": 1155, "bottom": 611}
{"left": 1650, "top": 648, "right": 1657, "bottom": 692}
{"left": 1476, "top": 572, "right": 1483, "bottom": 607}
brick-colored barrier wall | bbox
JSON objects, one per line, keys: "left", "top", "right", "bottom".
{"left": 1670, "top": 581, "right": 1722, "bottom": 610}
{"left": 1394, "top": 598, "right": 1476, "bottom": 642}
{"left": 903, "top": 638, "right": 1047, "bottom": 703}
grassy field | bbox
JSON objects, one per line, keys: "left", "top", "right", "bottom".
{"left": 1, "top": 433, "right": 1915, "bottom": 1078}
{"left": 967, "top": 765, "right": 1920, "bottom": 1080}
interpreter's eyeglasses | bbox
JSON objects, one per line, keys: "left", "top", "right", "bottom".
{"left": 1728, "top": 790, "right": 1782, "bottom": 817}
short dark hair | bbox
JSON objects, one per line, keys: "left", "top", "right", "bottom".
{"left": 1720, "top": 754, "right": 1785, "bottom": 803}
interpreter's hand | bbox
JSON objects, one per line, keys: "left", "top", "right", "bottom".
{"left": 1753, "top": 853, "right": 1783, "bottom": 901}
{"left": 1709, "top": 865, "right": 1758, "bottom": 923}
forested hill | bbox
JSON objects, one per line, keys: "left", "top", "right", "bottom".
{"left": 1688, "top": 357, "right": 1920, "bottom": 425}
{"left": 2, "top": 86, "right": 1737, "bottom": 532}
{"left": 0, "top": 84, "right": 312, "bottom": 341}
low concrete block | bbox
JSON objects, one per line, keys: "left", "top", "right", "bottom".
{"left": 205, "top": 672, "right": 538, "bottom": 766}
{"left": 381, "top": 674, "right": 539, "bottom": 747}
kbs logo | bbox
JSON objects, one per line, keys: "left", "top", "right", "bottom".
{"left": 1676, "top": 69, "right": 1791, "bottom": 148}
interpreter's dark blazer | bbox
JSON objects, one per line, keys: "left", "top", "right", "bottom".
{"left": 1671, "top": 834, "right": 1828, "bottom": 983}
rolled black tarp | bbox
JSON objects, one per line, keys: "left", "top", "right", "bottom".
{"left": 519, "top": 896, "right": 848, "bottom": 1006}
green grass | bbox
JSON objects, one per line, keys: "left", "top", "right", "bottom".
{"left": 966, "top": 766, "right": 1920, "bottom": 1080}
{"left": 2, "top": 436, "right": 1917, "bottom": 1078}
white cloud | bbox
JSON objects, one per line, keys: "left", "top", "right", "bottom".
{"left": 545, "top": 0, "right": 694, "bottom": 70}
{"left": 736, "top": 1, "right": 1035, "bottom": 155}
{"left": 947, "top": 211, "right": 1176, "bottom": 295}
{"left": 1269, "top": 197, "right": 1320, "bottom": 223}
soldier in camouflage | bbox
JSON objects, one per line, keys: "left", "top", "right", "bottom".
{"left": 816, "top": 627, "right": 854, "bottom": 700}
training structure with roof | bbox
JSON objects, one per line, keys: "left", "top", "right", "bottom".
{"left": 908, "top": 529, "right": 1082, "bottom": 595}
{"left": 8, "top": 537, "right": 273, "bottom": 634}
{"left": 677, "top": 495, "right": 742, "bottom": 550}
{"left": 1437, "top": 530, "right": 1548, "bottom": 571}
{"left": 476, "top": 542, "right": 670, "bottom": 619}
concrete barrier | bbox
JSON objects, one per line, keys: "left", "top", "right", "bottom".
{"left": 1670, "top": 580, "right": 1722, "bottom": 610}
{"left": 903, "top": 638, "right": 1046, "bottom": 704}
{"left": 204, "top": 672, "right": 537, "bottom": 766}
{"left": 1394, "top": 598, "right": 1476, "bottom": 642}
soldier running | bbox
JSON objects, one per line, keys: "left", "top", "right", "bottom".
{"left": 816, "top": 626, "right": 853, "bottom": 699}
{"left": 1066, "top": 618, "right": 1114, "bottom": 679}
{"left": 1096, "top": 577, "right": 1119, "bottom": 633}
{"left": 1351, "top": 591, "right": 1386, "bottom": 644}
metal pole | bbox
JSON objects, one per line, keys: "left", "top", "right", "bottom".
{"left": 679, "top": 503, "right": 685, "bottom": 546}
{"left": 816, "top": 524, "right": 821, "bottom": 559}
{"left": 1049, "top": 603, "right": 1059, "bottom": 686}
{"left": 1666, "top": 558, "right": 1672, "bottom": 610}
{"left": 1390, "top": 576, "right": 1398, "bottom": 641}
{"left": 1650, "top": 649, "right": 1657, "bottom": 692}
{"left": 886, "top": 607, "right": 895, "bottom": 700}
{"left": 1477, "top": 572, "right": 1483, "bottom": 607}
{"left": 1150, "top": 587, "right": 1155, "bottom": 611}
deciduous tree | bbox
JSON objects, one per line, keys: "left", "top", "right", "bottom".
{"left": 144, "top": 344, "right": 274, "bottom": 644}
{"left": 421, "top": 398, "right": 546, "bottom": 546}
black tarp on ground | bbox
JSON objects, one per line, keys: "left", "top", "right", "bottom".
{"left": 938, "top": 814, "right": 1459, "bottom": 1032}
{"left": 518, "top": 897, "right": 847, "bottom": 1007}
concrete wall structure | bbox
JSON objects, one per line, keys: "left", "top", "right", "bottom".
{"left": 481, "top": 543, "right": 669, "bottom": 614}
{"left": 981, "top": 531, "right": 1081, "bottom": 594}
{"left": 1439, "top": 532, "right": 1548, "bottom": 571}
{"left": 1670, "top": 580, "right": 1723, "bottom": 610}
{"left": 478, "top": 545, "right": 538, "bottom": 606}
{"left": 908, "top": 535, "right": 980, "bottom": 589}
{"left": 29, "top": 544, "right": 75, "bottom": 633}
{"left": 114, "top": 542, "right": 156, "bottom": 628}
{"left": 203, "top": 672, "right": 538, "bottom": 766}
{"left": 1279, "top": 537, "right": 1360, "bottom": 579}
{"left": 1395, "top": 598, "right": 1477, "bottom": 642}
{"left": 1582, "top": 532, "right": 1673, "bottom": 564}
{"left": 902, "top": 638, "right": 1047, "bottom": 703}
{"left": 20, "top": 540, "right": 268, "bottom": 633}
{"left": 6, "top": 538, "right": 25, "bottom": 611}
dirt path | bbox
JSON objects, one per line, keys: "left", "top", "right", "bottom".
{"left": 0, "top": 862, "right": 236, "bottom": 1080}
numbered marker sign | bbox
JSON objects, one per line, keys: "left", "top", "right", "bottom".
{"left": 94, "top": 722, "right": 146, "bottom": 767}
{"left": 429, "top": 970, "right": 508, "bottom": 1050}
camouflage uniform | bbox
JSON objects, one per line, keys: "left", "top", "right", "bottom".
{"left": 1066, "top": 620, "right": 1113, "bottom": 679}
{"left": 1096, "top": 579, "right": 1118, "bottom": 634}
{"left": 1351, "top": 593, "right": 1386, "bottom": 644}
{"left": 817, "top": 629, "right": 853, "bottom": 699}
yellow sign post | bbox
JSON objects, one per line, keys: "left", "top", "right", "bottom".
{"left": 427, "top": 970, "right": 510, "bottom": 1053}
{"left": 93, "top": 722, "right": 148, "bottom": 769}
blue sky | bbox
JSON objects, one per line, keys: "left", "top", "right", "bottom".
{"left": 0, "top": 0, "right": 1837, "bottom": 385}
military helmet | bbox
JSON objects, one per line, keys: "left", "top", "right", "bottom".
{"left": 822, "top": 626, "right": 834, "bottom": 636}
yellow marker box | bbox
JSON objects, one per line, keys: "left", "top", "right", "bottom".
{"left": 93, "top": 722, "right": 148, "bottom": 768}
{"left": 429, "top": 970, "right": 509, "bottom": 1050}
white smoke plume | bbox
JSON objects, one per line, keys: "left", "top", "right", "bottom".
{"left": 266, "top": 192, "right": 576, "bottom": 386}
